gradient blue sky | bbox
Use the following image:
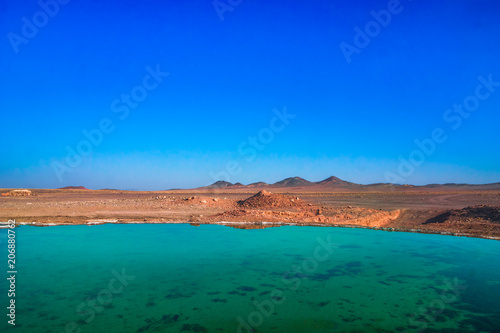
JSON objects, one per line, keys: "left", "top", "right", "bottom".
{"left": 1, "top": 0, "right": 500, "bottom": 190}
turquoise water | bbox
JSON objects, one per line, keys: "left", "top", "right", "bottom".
{"left": 1, "top": 224, "right": 500, "bottom": 332}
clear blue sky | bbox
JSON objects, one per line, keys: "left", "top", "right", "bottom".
{"left": 1, "top": 0, "right": 499, "bottom": 190}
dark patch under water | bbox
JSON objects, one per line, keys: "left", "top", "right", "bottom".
{"left": 136, "top": 314, "right": 179, "bottom": 332}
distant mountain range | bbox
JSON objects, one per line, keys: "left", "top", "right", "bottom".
{"left": 55, "top": 177, "right": 500, "bottom": 192}
{"left": 200, "top": 176, "right": 370, "bottom": 190}
{"left": 198, "top": 176, "right": 500, "bottom": 191}
{"left": 58, "top": 186, "right": 88, "bottom": 190}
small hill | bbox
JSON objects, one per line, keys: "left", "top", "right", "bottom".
{"left": 316, "top": 176, "right": 356, "bottom": 186}
{"left": 59, "top": 186, "right": 88, "bottom": 190}
{"left": 272, "top": 177, "right": 313, "bottom": 187}
{"left": 246, "top": 182, "right": 269, "bottom": 188}
{"left": 204, "top": 181, "right": 233, "bottom": 189}
{"left": 238, "top": 190, "right": 302, "bottom": 208}
{"left": 317, "top": 176, "right": 343, "bottom": 184}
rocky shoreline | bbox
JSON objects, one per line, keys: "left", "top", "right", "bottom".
{"left": 4, "top": 219, "right": 500, "bottom": 241}
{"left": 1, "top": 189, "right": 499, "bottom": 240}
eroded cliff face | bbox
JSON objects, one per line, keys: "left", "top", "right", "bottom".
{"left": 205, "top": 190, "right": 401, "bottom": 226}
{"left": 203, "top": 191, "right": 500, "bottom": 239}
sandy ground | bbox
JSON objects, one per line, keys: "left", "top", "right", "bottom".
{"left": 1, "top": 188, "right": 499, "bottom": 239}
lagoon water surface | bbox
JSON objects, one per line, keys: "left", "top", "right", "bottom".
{"left": 2, "top": 224, "right": 500, "bottom": 332}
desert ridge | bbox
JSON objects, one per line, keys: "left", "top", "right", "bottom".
{"left": 194, "top": 176, "right": 500, "bottom": 193}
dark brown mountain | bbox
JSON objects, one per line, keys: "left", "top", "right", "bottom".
{"left": 316, "top": 176, "right": 358, "bottom": 187}
{"left": 58, "top": 186, "right": 88, "bottom": 190}
{"left": 246, "top": 182, "right": 269, "bottom": 188}
{"left": 204, "top": 181, "right": 233, "bottom": 189}
{"left": 272, "top": 177, "right": 314, "bottom": 187}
